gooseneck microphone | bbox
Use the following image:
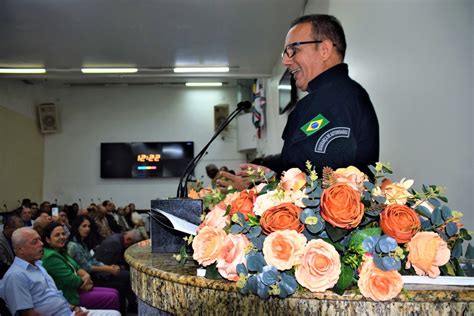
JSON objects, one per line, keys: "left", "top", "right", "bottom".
{"left": 176, "top": 100, "right": 252, "bottom": 198}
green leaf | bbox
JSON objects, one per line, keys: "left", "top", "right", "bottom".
{"left": 460, "top": 228, "right": 472, "bottom": 241}
{"left": 205, "top": 263, "right": 223, "bottom": 280}
{"left": 325, "top": 222, "right": 350, "bottom": 242}
{"left": 349, "top": 227, "right": 381, "bottom": 250}
{"left": 335, "top": 264, "right": 354, "bottom": 292}
{"left": 453, "top": 258, "right": 465, "bottom": 277}
{"left": 439, "top": 196, "right": 448, "bottom": 203}
{"left": 466, "top": 243, "right": 474, "bottom": 259}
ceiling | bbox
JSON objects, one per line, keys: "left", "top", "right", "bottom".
{"left": 0, "top": 0, "right": 306, "bottom": 85}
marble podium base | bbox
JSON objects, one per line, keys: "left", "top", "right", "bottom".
{"left": 125, "top": 242, "right": 474, "bottom": 315}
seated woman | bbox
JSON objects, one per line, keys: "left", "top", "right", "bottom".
{"left": 41, "top": 222, "right": 120, "bottom": 312}
{"left": 68, "top": 215, "right": 136, "bottom": 314}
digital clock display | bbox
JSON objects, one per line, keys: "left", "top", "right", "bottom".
{"left": 137, "top": 154, "right": 161, "bottom": 162}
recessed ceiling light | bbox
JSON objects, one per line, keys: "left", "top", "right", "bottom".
{"left": 185, "top": 82, "right": 223, "bottom": 87}
{"left": 174, "top": 67, "right": 229, "bottom": 73}
{"left": 81, "top": 68, "right": 138, "bottom": 74}
{"left": 0, "top": 68, "right": 46, "bottom": 74}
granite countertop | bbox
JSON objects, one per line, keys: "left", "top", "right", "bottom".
{"left": 125, "top": 241, "right": 474, "bottom": 303}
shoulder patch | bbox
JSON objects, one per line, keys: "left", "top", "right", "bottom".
{"left": 314, "top": 127, "right": 351, "bottom": 153}
{"left": 300, "top": 114, "right": 329, "bottom": 136}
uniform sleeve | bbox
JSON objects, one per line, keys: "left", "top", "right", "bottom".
{"left": 42, "top": 252, "right": 83, "bottom": 290}
{"left": 2, "top": 272, "right": 34, "bottom": 314}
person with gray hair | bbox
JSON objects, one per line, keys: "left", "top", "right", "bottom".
{"left": 0, "top": 227, "right": 120, "bottom": 315}
{"left": 93, "top": 229, "right": 143, "bottom": 270}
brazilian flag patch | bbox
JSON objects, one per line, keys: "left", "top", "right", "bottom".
{"left": 300, "top": 114, "right": 329, "bottom": 136}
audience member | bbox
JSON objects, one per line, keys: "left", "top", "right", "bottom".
{"left": 68, "top": 215, "right": 136, "bottom": 314}
{"left": 29, "top": 202, "right": 39, "bottom": 220}
{"left": 102, "top": 201, "right": 122, "bottom": 234}
{"left": 127, "top": 203, "right": 149, "bottom": 239}
{"left": 0, "top": 227, "right": 120, "bottom": 316}
{"left": 41, "top": 222, "right": 120, "bottom": 311}
{"left": 90, "top": 204, "right": 114, "bottom": 240}
{"left": 0, "top": 215, "right": 23, "bottom": 275}
{"left": 39, "top": 201, "right": 51, "bottom": 214}
{"left": 94, "top": 229, "right": 142, "bottom": 269}
{"left": 59, "top": 208, "right": 72, "bottom": 238}
{"left": 32, "top": 210, "right": 52, "bottom": 238}
{"left": 18, "top": 207, "right": 33, "bottom": 227}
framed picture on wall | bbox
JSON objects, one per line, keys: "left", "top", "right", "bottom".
{"left": 278, "top": 69, "right": 298, "bottom": 114}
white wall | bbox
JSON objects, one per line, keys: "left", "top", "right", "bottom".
{"left": 39, "top": 85, "right": 245, "bottom": 209}
{"left": 260, "top": 0, "right": 473, "bottom": 230}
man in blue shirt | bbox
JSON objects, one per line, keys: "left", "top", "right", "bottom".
{"left": 0, "top": 227, "right": 119, "bottom": 316}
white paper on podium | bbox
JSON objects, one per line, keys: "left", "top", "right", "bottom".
{"left": 150, "top": 208, "right": 198, "bottom": 236}
{"left": 402, "top": 276, "right": 474, "bottom": 286}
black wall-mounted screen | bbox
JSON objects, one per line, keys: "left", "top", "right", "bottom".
{"left": 100, "top": 142, "right": 194, "bottom": 178}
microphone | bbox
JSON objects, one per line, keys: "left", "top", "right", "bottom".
{"left": 176, "top": 101, "right": 252, "bottom": 198}
{"left": 78, "top": 198, "right": 82, "bottom": 208}
{"left": 3, "top": 204, "right": 7, "bottom": 212}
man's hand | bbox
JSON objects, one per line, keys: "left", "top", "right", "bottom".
{"left": 216, "top": 171, "right": 251, "bottom": 191}
{"left": 237, "top": 163, "right": 271, "bottom": 177}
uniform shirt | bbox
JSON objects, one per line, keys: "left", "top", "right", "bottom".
{"left": 0, "top": 257, "right": 71, "bottom": 315}
{"left": 278, "top": 63, "right": 379, "bottom": 176}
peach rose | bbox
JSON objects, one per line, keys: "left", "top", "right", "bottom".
{"left": 380, "top": 204, "right": 421, "bottom": 243}
{"left": 198, "top": 202, "right": 230, "bottom": 232}
{"left": 295, "top": 239, "right": 341, "bottom": 292}
{"left": 262, "top": 230, "right": 306, "bottom": 270}
{"left": 373, "top": 178, "right": 414, "bottom": 205}
{"left": 188, "top": 189, "right": 200, "bottom": 199}
{"left": 260, "top": 202, "right": 304, "bottom": 235}
{"left": 406, "top": 231, "right": 450, "bottom": 278}
{"left": 192, "top": 226, "right": 227, "bottom": 267}
{"left": 320, "top": 184, "right": 364, "bottom": 229}
{"left": 333, "top": 166, "right": 368, "bottom": 192}
{"left": 216, "top": 234, "right": 250, "bottom": 281}
{"left": 223, "top": 191, "right": 240, "bottom": 207}
{"left": 229, "top": 190, "right": 256, "bottom": 220}
{"left": 281, "top": 168, "right": 306, "bottom": 191}
{"left": 358, "top": 255, "right": 403, "bottom": 301}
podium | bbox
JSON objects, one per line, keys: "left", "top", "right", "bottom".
{"left": 150, "top": 199, "right": 202, "bottom": 253}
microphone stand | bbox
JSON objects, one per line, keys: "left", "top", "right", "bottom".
{"left": 176, "top": 101, "right": 251, "bottom": 198}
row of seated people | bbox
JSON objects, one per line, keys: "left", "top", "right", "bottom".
{"left": 0, "top": 205, "right": 144, "bottom": 315}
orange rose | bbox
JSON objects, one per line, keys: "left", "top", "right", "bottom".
{"left": 192, "top": 226, "right": 226, "bottom": 267}
{"left": 229, "top": 190, "right": 256, "bottom": 220}
{"left": 320, "top": 184, "right": 364, "bottom": 229}
{"left": 281, "top": 168, "right": 306, "bottom": 191}
{"left": 198, "top": 202, "right": 230, "bottom": 232}
{"left": 295, "top": 239, "right": 341, "bottom": 292}
{"left": 406, "top": 231, "right": 450, "bottom": 278}
{"left": 262, "top": 230, "right": 306, "bottom": 270}
{"left": 260, "top": 202, "right": 304, "bottom": 235}
{"left": 380, "top": 204, "right": 421, "bottom": 243}
{"left": 358, "top": 255, "right": 403, "bottom": 301}
{"left": 216, "top": 234, "right": 250, "bottom": 281}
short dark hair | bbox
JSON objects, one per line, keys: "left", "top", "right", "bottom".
{"left": 42, "top": 222, "right": 62, "bottom": 247}
{"left": 291, "top": 14, "right": 347, "bottom": 59}
{"left": 4, "top": 215, "right": 22, "bottom": 229}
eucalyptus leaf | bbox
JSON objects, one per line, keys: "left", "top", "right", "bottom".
{"left": 364, "top": 181, "right": 375, "bottom": 190}
{"left": 249, "top": 236, "right": 265, "bottom": 251}
{"left": 381, "top": 256, "right": 401, "bottom": 271}
{"left": 236, "top": 263, "right": 248, "bottom": 275}
{"left": 308, "top": 190, "right": 321, "bottom": 201}
{"left": 415, "top": 205, "right": 433, "bottom": 219}
{"left": 374, "top": 196, "right": 386, "bottom": 204}
{"left": 247, "top": 252, "right": 266, "bottom": 273}
{"left": 307, "top": 220, "right": 325, "bottom": 234}
{"left": 280, "top": 272, "right": 297, "bottom": 294}
{"left": 368, "top": 165, "right": 377, "bottom": 176}
{"left": 247, "top": 226, "right": 262, "bottom": 238}
{"left": 350, "top": 227, "right": 381, "bottom": 250}
{"left": 428, "top": 198, "right": 441, "bottom": 208}
{"left": 452, "top": 241, "right": 463, "bottom": 259}
{"left": 300, "top": 208, "right": 316, "bottom": 222}
{"left": 377, "top": 235, "right": 398, "bottom": 253}
{"left": 230, "top": 224, "right": 244, "bottom": 234}
{"left": 304, "top": 185, "right": 316, "bottom": 195}
{"left": 236, "top": 212, "right": 246, "bottom": 224}
{"left": 431, "top": 208, "right": 444, "bottom": 226}
{"left": 373, "top": 254, "right": 384, "bottom": 270}
{"left": 421, "top": 220, "right": 432, "bottom": 231}
{"left": 247, "top": 275, "right": 259, "bottom": 294}
{"left": 260, "top": 265, "right": 279, "bottom": 286}
{"left": 445, "top": 222, "right": 458, "bottom": 237}
{"left": 302, "top": 198, "right": 319, "bottom": 207}
{"left": 361, "top": 236, "right": 379, "bottom": 253}
{"left": 441, "top": 205, "right": 453, "bottom": 221}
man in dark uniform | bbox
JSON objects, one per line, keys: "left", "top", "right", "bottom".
{"left": 218, "top": 14, "right": 379, "bottom": 189}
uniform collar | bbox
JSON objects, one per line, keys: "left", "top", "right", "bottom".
{"left": 307, "top": 63, "right": 348, "bottom": 93}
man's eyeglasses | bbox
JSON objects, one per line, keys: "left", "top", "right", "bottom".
{"left": 281, "top": 40, "right": 323, "bottom": 59}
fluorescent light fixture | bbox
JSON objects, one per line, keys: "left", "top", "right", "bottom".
{"left": 0, "top": 68, "right": 46, "bottom": 74}
{"left": 278, "top": 84, "right": 291, "bottom": 90}
{"left": 185, "top": 82, "right": 223, "bottom": 87}
{"left": 174, "top": 67, "right": 229, "bottom": 73}
{"left": 81, "top": 68, "right": 138, "bottom": 74}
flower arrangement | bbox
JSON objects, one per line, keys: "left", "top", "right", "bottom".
{"left": 181, "top": 162, "right": 473, "bottom": 301}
